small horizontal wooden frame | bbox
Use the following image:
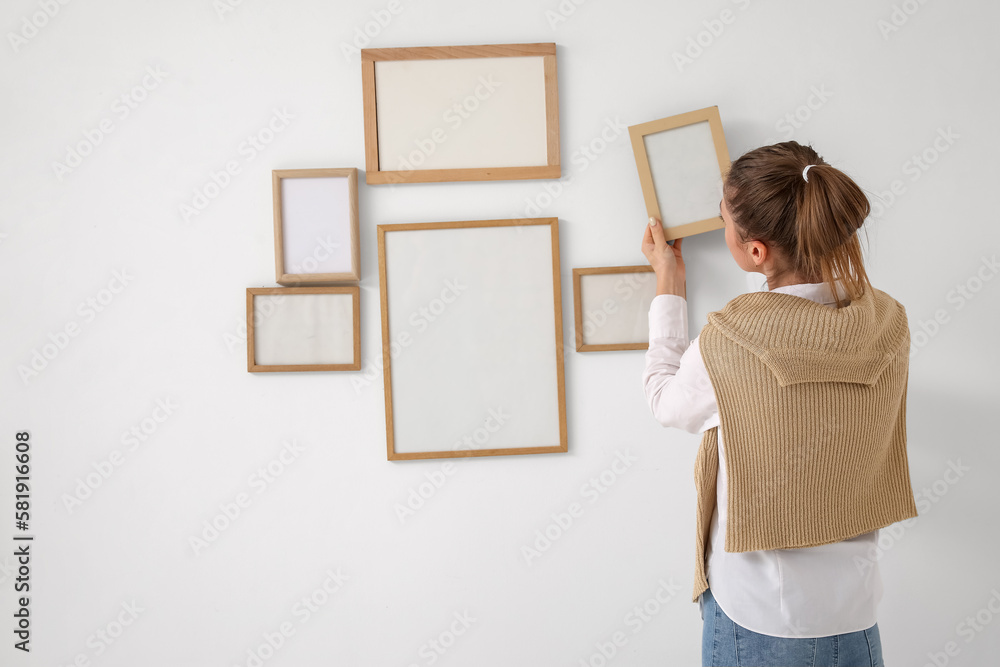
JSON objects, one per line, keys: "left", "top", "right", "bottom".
{"left": 573, "top": 266, "right": 657, "bottom": 352}
{"left": 272, "top": 168, "right": 360, "bottom": 285}
{"left": 362, "top": 43, "right": 561, "bottom": 185}
{"left": 629, "top": 106, "right": 731, "bottom": 241}
{"left": 246, "top": 286, "right": 361, "bottom": 372}
{"left": 377, "top": 218, "right": 567, "bottom": 460}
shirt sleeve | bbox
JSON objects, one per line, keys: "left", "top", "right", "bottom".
{"left": 642, "top": 294, "right": 720, "bottom": 435}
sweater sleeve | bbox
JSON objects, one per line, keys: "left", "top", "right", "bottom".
{"left": 642, "top": 294, "right": 720, "bottom": 435}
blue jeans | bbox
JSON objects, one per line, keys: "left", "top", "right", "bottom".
{"left": 700, "top": 588, "right": 883, "bottom": 666}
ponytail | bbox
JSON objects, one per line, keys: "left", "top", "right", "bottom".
{"left": 724, "top": 142, "right": 872, "bottom": 308}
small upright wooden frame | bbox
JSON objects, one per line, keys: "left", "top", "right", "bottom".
{"left": 377, "top": 218, "right": 567, "bottom": 460}
{"left": 629, "top": 106, "right": 731, "bottom": 241}
{"left": 272, "top": 168, "right": 360, "bottom": 285}
{"left": 361, "top": 43, "right": 561, "bottom": 185}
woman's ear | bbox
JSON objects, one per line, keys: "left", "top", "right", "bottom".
{"left": 748, "top": 240, "right": 768, "bottom": 268}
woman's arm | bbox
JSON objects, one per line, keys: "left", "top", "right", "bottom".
{"left": 641, "top": 218, "right": 719, "bottom": 434}
{"left": 641, "top": 217, "right": 686, "bottom": 298}
{"left": 642, "top": 295, "right": 719, "bottom": 433}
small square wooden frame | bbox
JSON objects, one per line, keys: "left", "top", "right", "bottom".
{"left": 629, "top": 106, "right": 731, "bottom": 241}
{"left": 361, "top": 43, "right": 561, "bottom": 184}
{"left": 246, "top": 286, "right": 361, "bottom": 372}
{"left": 272, "top": 168, "right": 360, "bottom": 285}
{"left": 573, "top": 265, "right": 657, "bottom": 352}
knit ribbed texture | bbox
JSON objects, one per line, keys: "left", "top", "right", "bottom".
{"left": 690, "top": 285, "right": 918, "bottom": 603}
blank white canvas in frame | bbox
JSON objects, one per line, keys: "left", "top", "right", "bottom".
{"left": 254, "top": 293, "right": 355, "bottom": 366}
{"left": 383, "top": 224, "right": 560, "bottom": 454}
{"left": 280, "top": 177, "right": 353, "bottom": 274}
{"left": 374, "top": 56, "right": 549, "bottom": 171}
{"left": 579, "top": 271, "right": 657, "bottom": 346}
{"left": 643, "top": 120, "right": 723, "bottom": 226}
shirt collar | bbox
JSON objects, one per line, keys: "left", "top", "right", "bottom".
{"left": 765, "top": 280, "right": 848, "bottom": 306}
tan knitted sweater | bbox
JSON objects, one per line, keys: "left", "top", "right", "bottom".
{"left": 691, "top": 284, "right": 918, "bottom": 602}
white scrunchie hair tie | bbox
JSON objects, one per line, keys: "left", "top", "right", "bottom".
{"left": 802, "top": 164, "right": 816, "bottom": 182}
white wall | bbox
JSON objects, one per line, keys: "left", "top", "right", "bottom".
{"left": 2, "top": 0, "right": 998, "bottom": 665}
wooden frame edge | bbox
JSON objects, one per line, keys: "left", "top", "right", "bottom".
{"left": 271, "top": 171, "right": 285, "bottom": 283}
{"left": 361, "top": 59, "right": 379, "bottom": 175}
{"left": 376, "top": 224, "right": 394, "bottom": 461}
{"left": 246, "top": 289, "right": 256, "bottom": 372}
{"left": 388, "top": 445, "right": 566, "bottom": 461}
{"left": 276, "top": 271, "right": 361, "bottom": 286}
{"left": 578, "top": 343, "right": 649, "bottom": 352}
{"left": 628, "top": 124, "right": 661, "bottom": 223}
{"left": 543, "top": 51, "right": 561, "bottom": 176}
{"left": 348, "top": 168, "right": 360, "bottom": 280}
{"left": 707, "top": 108, "right": 732, "bottom": 195}
{"left": 572, "top": 269, "right": 584, "bottom": 352}
{"left": 378, "top": 217, "right": 556, "bottom": 233}
{"left": 549, "top": 218, "right": 568, "bottom": 452}
{"left": 361, "top": 43, "right": 556, "bottom": 62}
{"left": 366, "top": 165, "right": 560, "bottom": 186}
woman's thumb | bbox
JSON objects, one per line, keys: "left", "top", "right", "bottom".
{"left": 648, "top": 217, "right": 665, "bottom": 243}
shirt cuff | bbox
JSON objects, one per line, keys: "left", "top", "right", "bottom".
{"left": 648, "top": 294, "right": 689, "bottom": 342}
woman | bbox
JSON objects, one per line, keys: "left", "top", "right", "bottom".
{"left": 641, "top": 141, "right": 918, "bottom": 666}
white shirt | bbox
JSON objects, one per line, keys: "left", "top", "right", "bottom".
{"left": 642, "top": 281, "right": 882, "bottom": 638}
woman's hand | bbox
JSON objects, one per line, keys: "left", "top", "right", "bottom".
{"left": 641, "top": 217, "right": 686, "bottom": 298}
